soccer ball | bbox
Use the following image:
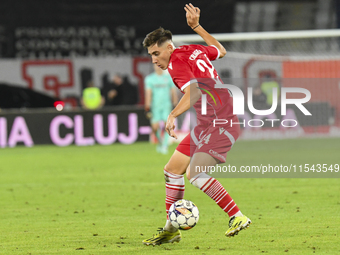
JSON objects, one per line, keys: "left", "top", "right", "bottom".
{"left": 168, "top": 199, "right": 199, "bottom": 230}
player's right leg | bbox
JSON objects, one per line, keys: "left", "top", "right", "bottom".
{"left": 151, "top": 122, "right": 160, "bottom": 142}
{"left": 142, "top": 227, "right": 182, "bottom": 246}
{"left": 159, "top": 105, "right": 172, "bottom": 154}
{"left": 143, "top": 136, "right": 191, "bottom": 246}
{"left": 164, "top": 150, "right": 190, "bottom": 217}
{"left": 150, "top": 121, "right": 162, "bottom": 153}
{"left": 150, "top": 107, "right": 162, "bottom": 145}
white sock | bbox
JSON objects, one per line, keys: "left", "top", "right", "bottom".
{"left": 231, "top": 211, "right": 243, "bottom": 217}
{"left": 164, "top": 220, "right": 178, "bottom": 232}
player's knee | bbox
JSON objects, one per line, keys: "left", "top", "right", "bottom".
{"left": 164, "top": 163, "right": 172, "bottom": 173}
{"left": 151, "top": 125, "right": 158, "bottom": 133}
{"left": 186, "top": 170, "right": 200, "bottom": 180}
{"left": 164, "top": 162, "right": 185, "bottom": 176}
{"left": 164, "top": 163, "right": 178, "bottom": 174}
{"left": 186, "top": 165, "right": 207, "bottom": 180}
{"left": 186, "top": 169, "right": 191, "bottom": 180}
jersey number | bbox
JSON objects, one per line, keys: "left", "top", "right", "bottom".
{"left": 196, "top": 54, "right": 216, "bottom": 79}
{"left": 196, "top": 55, "right": 232, "bottom": 97}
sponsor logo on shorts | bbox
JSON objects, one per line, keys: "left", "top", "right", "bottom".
{"left": 209, "top": 149, "right": 226, "bottom": 162}
{"left": 219, "top": 127, "right": 225, "bottom": 134}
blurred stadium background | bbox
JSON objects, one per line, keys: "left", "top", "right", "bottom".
{"left": 1, "top": 0, "right": 340, "bottom": 146}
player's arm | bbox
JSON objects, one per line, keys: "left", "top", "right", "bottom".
{"left": 166, "top": 84, "right": 201, "bottom": 139}
{"left": 184, "top": 3, "right": 226, "bottom": 58}
{"left": 171, "top": 87, "right": 178, "bottom": 106}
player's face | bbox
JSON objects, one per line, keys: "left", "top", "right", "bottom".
{"left": 153, "top": 64, "right": 163, "bottom": 74}
{"left": 148, "top": 43, "right": 173, "bottom": 70}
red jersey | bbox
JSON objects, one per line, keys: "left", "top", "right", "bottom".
{"left": 167, "top": 44, "right": 235, "bottom": 128}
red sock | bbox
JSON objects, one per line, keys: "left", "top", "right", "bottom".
{"left": 164, "top": 169, "right": 185, "bottom": 219}
{"left": 190, "top": 172, "right": 240, "bottom": 217}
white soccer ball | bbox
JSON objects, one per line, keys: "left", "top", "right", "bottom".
{"left": 168, "top": 199, "right": 199, "bottom": 230}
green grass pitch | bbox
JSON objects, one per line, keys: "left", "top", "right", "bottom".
{"left": 0, "top": 138, "right": 339, "bottom": 254}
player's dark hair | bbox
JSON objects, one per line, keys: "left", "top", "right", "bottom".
{"left": 143, "top": 27, "right": 172, "bottom": 48}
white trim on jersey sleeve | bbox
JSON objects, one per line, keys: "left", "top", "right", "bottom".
{"left": 181, "top": 79, "right": 197, "bottom": 91}
{"left": 210, "top": 45, "right": 220, "bottom": 60}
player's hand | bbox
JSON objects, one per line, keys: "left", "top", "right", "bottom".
{"left": 184, "top": 3, "right": 200, "bottom": 29}
{"left": 166, "top": 113, "right": 177, "bottom": 139}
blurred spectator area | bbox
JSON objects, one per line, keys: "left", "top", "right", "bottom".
{"left": 233, "top": 0, "right": 336, "bottom": 32}
{"left": 0, "top": 0, "right": 339, "bottom": 109}
{"left": 229, "top": 0, "right": 339, "bottom": 54}
{"left": 0, "top": 0, "right": 338, "bottom": 58}
{"left": 0, "top": 0, "right": 234, "bottom": 58}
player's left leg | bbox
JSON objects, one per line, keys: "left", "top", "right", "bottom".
{"left": 150, "top": 108, "right": 162, "bottom": 151}
{"left": 160, "top": 129, "right": 170, "bottom": 154}
{"left": 150, "top": 120, "right": 163, "bottom": 153}
{"left": 150, "top": 122, "right": 161, "bottom": 142}
{"left": 188, "top": 152, "right": 251, "bottom": 236}
{"left": 188, "top": 152, "right": 242, "bottom": 218}
{"left": 158, "top": 105, "right": 172, "bottom": 154}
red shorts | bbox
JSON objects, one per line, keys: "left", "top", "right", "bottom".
{"left": 176, "top": 116, "right": 240, "bottom": 163}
